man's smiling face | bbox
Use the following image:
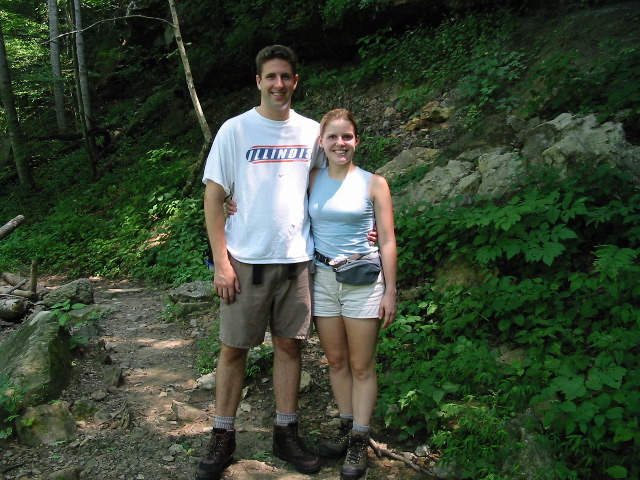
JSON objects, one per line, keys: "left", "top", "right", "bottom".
{"left": 256, "top": 58, "right": 298, "bottom": 120}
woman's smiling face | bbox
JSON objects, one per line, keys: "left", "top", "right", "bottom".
{"left": 320, "top": 118, "right": 360, "bottom": 167}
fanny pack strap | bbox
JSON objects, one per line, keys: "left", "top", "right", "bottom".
{"left": 331, "top": 253, "right": 364, "bottom": 269}
{"left": 315, "top": 250, "right": 375, "bottom": 268}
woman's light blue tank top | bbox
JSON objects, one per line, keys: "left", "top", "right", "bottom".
{"left": 308, "top": 166, "right": 378, "bottom": 264}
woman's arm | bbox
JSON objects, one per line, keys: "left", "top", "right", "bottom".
{"left": 370, "top": 174, "right": 397, "bottom": 328}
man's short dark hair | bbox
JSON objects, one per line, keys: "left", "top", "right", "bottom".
{"left": 255, "top": 45, "right": 297, "bottom": 77}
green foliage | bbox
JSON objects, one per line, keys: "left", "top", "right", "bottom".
{"left": 457, "top": 49, "right": 527, "bottom": 121}
{"left": 357, "top": 133, "right": 400, "bottom": 172}
{"left": 0, "top": 142, "right": 208, "bottom": 285}
{"left": 50, "top": 300, "right": 89, "bottom": 349}
{"left": 378, "top": 164, "right": 640, "bottom": 479}
{"left": 353, "top": 10, "right": 517, "bottom": 88}
{"left": 522, "top": 41, "right": 640, "bottom": 121}
{"left": 0, "top": 375, "right": 22, "bottom": 439}
{"left": 0, "top": 8, "right": 52, "bottom": 118}
{"left": 196, "top": 322, "right": 221, "bottom": 374}
{"left": 304, "top": 9, "right": 527, "bottom": 126}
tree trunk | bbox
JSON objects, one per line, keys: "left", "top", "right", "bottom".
{"left": 167, "top": 0, "right": 213, "bottom": 198}
{"left": 70, "top": 0, "right": 98, "bottom": 179}
{"left": 0, "top": 215, "right": 25, "bottom": 240}
{"left": 72, "top": 0, "right": 92, "bottom": 130}
{"left": 0, "top": 22, "right": 34, "bottom": 187}
{"left": 1, "top": 133, "right": 12, "bottom": 169}
{"left": 48, "top": 0, "right": 69, "bottom": 133}
{"left": 182, "top": 139, "right": 213, "bottom": 197}
{"left": 168, "top": 0, "right": 212, "bottom": 143}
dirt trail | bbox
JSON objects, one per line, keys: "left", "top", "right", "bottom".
{"left": 1, "top": 278, "right": 432, "bottom": 480}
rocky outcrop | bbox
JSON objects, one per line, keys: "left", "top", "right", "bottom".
{"left": 522, "top": 113, "right": 640, "bottom": 179}
{"left": 376, "top": 147, "right": 439, "bottom": 185}
{"left": 385, "top": 113, "right": 640, "bottom": 206}
{"left": 167, "top": 280, "right": 216, "bottom": 315}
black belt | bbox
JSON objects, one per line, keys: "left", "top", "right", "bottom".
{"left": 314, "top": 251, "right": 333, "bottom": 266}
{"left": 252, "top": 263, "right": 298, "bottom": 284}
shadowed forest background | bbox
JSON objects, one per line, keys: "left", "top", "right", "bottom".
{"left": 0, "top": 0, "right": 639, "bottom": 478}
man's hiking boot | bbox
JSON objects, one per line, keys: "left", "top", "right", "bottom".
{"left": 194, "top": 428, "right": 236, "bottom": 480}
{"left": 319, "top": 418, "right": 353, "bottom": 458}
{"left": 273, "top": 421, "right": 322, "bottom": 474}
{"left": 341, "top": 432, "right": 369, "bottom": 480}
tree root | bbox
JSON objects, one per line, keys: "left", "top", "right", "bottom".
{"left": 0, "top": 463, "right": 24, "bottom": 474}
{"left": 368, "top": 437, "right": 432, "bottom": 474}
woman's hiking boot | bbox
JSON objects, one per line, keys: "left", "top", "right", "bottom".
{"left": 272, "top": 421, "right": 322, "bottom": 474}
{"left": 319, "top": 418, "right": 353, "bottom": 458}
{"left": 340, "top": 431, "right": 369, "bottom": 480}
{"left": 194, "top": 428, "right": 236, "bottom": 480}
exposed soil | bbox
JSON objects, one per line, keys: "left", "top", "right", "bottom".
{"left": 1, "top": 277, "right": 434, "bottom": 480}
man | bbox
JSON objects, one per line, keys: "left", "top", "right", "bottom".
{"left": 195, "top": 45, "right": 323, "bottom": 480}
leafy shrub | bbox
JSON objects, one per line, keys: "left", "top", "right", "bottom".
{"left": 457, "top": 49, "right": 527, "bottom": 121}
{"left": 522, "top": 41, "right": 640, "bottom": 121}
{"left": 377, "top": 164, "right": 640, "bottom": 479}
{"left": 357, "top": 134, "right": 400, "bottom": 172}
{"left": 50, "top": 300, "right": 90, "bottom": 349}
{"left": 0, "top": 143, "right": 207, "bottom": 284}
{"left": 0, "top": 375, "right": 22, "bottom": 440}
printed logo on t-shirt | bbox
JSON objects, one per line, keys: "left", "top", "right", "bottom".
{"left": 246, "top": 145, "right": 312, "bottom": 164}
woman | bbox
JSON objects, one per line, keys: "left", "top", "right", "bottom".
{"left": 309, "top": 108, "right": 397, "bottom": 480}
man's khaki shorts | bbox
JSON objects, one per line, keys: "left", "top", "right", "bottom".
{"left": 219, "top": 255, "right": 313, "bottom": 349}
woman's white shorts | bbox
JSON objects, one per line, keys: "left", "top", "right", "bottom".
{"left": 312, "top": 264, "right": 385, "bottom": 319}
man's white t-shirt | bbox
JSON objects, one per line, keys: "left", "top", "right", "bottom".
{"left": 203, "top": 108, "right": 324, "bottom": 264}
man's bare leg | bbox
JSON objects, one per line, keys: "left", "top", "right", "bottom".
{"left": 215, "top": 343, "right": 249, "bottom": 417}
{"left": 272, "top": 336, "right": 301, "bottom": 413}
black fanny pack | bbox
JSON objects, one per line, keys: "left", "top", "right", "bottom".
{"left": 315, "top": 251, "right": 382, "bottom": 286}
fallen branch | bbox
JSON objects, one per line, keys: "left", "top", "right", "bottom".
{"left": 2, "top": 271, "right": 47, "bottom": 298}
{"left": 369, "top": 437, "right": 431, "bottom": 474}
{"left": 5, "top": 278, "right": 27, "bottom": 293}
{"left": 0, "top": 463, "right": 24, "bottom": 474}
{"left": 0, "top": 287, "right": 36, "bottom": 300}
{"left": 0, "top": 215, "right": 25, "bottom": 240}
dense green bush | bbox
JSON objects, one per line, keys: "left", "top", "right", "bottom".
{"left": 0, "top": 142, "right": 208, "bottom": 284}
{"left": 377, "top": 164, "right": 640, "bottom": 479}
{"left": 0, "top": 375, "right": 22, "bottom": 440}
{"left": 523, "top": 41, "right": 640, "bottom": 122}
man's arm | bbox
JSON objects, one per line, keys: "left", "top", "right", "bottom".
{"left": 204, "top": 180, "right": 240, "bottom": 304}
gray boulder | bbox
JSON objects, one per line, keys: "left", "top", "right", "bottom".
{"left": 168, "top": 281, "right": 215, "bottom": 303}
{"left": 376, "top": 147, "right": 439, "bottom": 184}
{"left": 41, "top": 278, "right": 94, "bottom": 308}
{"left": 15, "top": 401, "right": 77, "bottom": 447}
{"left": 0, "top": 310, "right": 72, "bottom": 409}
{"left": 405, "top": 159, "right": 479, "bottom": 205}
{"left": 522, "top": 113, "right": 640, "bottom": 179}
